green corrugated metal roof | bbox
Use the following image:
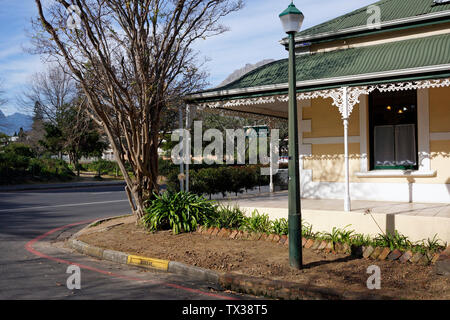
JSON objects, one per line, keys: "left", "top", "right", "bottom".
{"left": 296, "top": 0, "right": 450, "bottom": 39}
{"left": 196, "top": 33, "right": 450, "bottom": 97}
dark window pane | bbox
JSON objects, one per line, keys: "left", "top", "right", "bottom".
{"left": 369, "top": 90, "right": 418, "bottom": 170}
{"left": 374, "top": 125, "right": 395, "bottom": 167}
{"left": 395, "top": 124, "right": 417, "bottom": 166}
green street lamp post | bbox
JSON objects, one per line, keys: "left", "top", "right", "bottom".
{"left": 279, "top": 2, "right": 304, "bottom": 269}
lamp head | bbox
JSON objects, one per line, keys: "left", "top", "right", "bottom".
{"left": 279, "top": 2, "right": 304, "bottom": 34}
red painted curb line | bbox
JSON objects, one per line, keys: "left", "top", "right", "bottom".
{"left": 24, "top": 219, "right": 236, "bottom": 300}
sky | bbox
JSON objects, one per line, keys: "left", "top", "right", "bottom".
{"left": 0, "top": 0, "right": 375, "bottom": 116}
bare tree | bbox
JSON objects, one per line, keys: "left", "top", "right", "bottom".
{"left": 0, "top": 81, "right": 6, "bottom": 107}
{"left": 0, "top": 80, "right": 9, "bottom": 134}
{"left": 31, "top": 0, "right": 243, "bottom": 219}
{"left": 18, "top": 66, "right": 77, "bottom": 125}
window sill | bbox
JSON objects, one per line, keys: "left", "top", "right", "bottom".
{"left": 355, "top": 170, "right": 437, "bottom": 178}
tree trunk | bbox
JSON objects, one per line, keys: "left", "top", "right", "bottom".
{"left": 74, "top": 158, "right": 80, "bottom": 177}
{"left": 103, "top": 127, "right": 159, "bottom": 222}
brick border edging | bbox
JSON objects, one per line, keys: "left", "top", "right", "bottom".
{"left": 196, "top": 226, "right": 450, "bottom": 266}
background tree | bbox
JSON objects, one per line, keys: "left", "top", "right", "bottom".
{"left": 57, "top": 100, "right": 108, "bottom": 175}
{"left": 19, "top": 65, "right": 107, "bottom": 168}
{"left": 184, "top": 110, "right": 289, "bottom": 163}
{"left": 40, "top": 123, "right": 64, "bottom": 157}
{"left": 26, "top": 101, "right": 47, "bottom": 155}
{"left": 0, "top": 80, "right": 9, "bottom": 134}
{"left": 17, "top": 127, "right": 27, "bottom": 143}
{"left": 0, "top": 81, "right": 6, "bottom": 107}
{"left": 32, "top": 0, "right": 244, "bottom": 219}
{"left": 18, "top": 66, "right": 77, "bottom": 124}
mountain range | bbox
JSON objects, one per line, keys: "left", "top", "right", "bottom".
{"left": 218, "top": 59, "right": 275, "bottom": 87}
{"left": 0, "top": 110, "right": 33, "bottom": 136}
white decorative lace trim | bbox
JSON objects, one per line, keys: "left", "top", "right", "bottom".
{"left": 194, "top": 78, "right": 450, "bottom": 119}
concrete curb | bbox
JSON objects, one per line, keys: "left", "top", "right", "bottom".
{"left": 218, "top": 273, "right": 392, "bottom": 300}
{"left": 168, "top": 261, "right": 220, "bottom": 283}
{"left": 66, "top": 238, "right": 219, "bottom": 283}
{"left": 0, "top": 180, "right": 126, "bottom": 192}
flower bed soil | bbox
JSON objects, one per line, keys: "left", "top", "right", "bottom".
{"left": 77, "top": 221, "right": 450, "bottom": 300}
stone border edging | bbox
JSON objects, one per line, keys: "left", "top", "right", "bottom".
{"left": 196, "top": 226, "right": 450, "bottom": 266}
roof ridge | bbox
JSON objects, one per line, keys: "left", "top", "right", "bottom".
{"left": 299, "top": 0, "right": 387, "bottom": 34}
{"left": 295, "top": 0, "right": 450, "bottom": 40}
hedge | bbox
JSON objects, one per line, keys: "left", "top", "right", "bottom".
{"left": 164, "top": 162, "right": 269, "bottom": 198}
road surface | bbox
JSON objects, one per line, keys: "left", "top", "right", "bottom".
{"left": 0, "top": 185, "right": 244, "bottom": 300}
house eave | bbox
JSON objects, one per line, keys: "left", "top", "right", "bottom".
{"left": 185, "top": 64, "right": 450, "bottom": 103}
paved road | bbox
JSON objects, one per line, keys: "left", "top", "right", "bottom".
{"left": 0, "top": 186, "right": 244, "bottom": 300}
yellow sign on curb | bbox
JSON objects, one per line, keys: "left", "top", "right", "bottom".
{"left": 127, "top": 255, "right": 169, "bottom": 271}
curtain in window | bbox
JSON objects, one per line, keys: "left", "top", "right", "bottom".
{"left": 395, "top": 124, "right": 416, "bottom": 166}
{"left": 374, "top": 125, "right": 395, "bottom": 166}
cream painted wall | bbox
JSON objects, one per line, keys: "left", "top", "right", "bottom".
{"left": 430, "top": 86, "right": 450, "bottom": 132}
{"left": 299, "top": 87, "right": 450, "bottom": 189}
{"left": 430, "top": 140, "right": 450, "bottom": 184}
{"left": 428, "top": 87, "right": 450, "bottom": 184}
{"left": 302, "top": 97, "right": 359, "bottom": 138}
{"left": 303, "top": 143, "right": 360, "bottom": 183}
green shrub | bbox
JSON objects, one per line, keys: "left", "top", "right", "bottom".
{"left": 0, "top": 143, "right": 34, "bottom": 171}
{"left": 271, "top": 218, "right": 288, "bottom": 235}
{"left": 419, "top": 234, "right": 447, "bottom": 253}
{"left": 374, "top": 230, "right": 412, "bottom": 251}
{"left": 350, "top": 233, "right": 373, "bottom": 247}
{"left": 33, "top": 158, "right": 74, "bottom": 181}
{"left": 228, "top": 166, "right": 245, "bottom": 196}
{"left": 0, "top": 143, "right": 74, "bottom": 184}
{"left": 165, "top": 165, "right": 268, "bottom": 197}
{"left": 165, "top": 169, "right": 181, "bottom": 192}
{"left": 321, "top": 225, "right": 355, "bottom": 244}
{"left": 205, "top": 205, "right": 247, "bottom": 229}
{"left": 195, "top": 167, "right": 221, "bottom": 197}
{"left": 242, "top": 210, "right": 272, "bottom": 233}
{"left": 301, "top": 221, "right": 316, "bottom": 239}
{"left": 158, "top": 158, "right": 176, "bottom": 176}
{"left": 142, "top": 191, "right": 216, "bottom": 235}
{"left": 3, "top": 143, "right": 35, "bottom": 158}
{"left": 87, "top": 159, "right": 119, "bottom": 176}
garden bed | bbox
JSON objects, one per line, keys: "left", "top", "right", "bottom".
{"left": 77, "top": 220, "right": 450, "bottom": 300}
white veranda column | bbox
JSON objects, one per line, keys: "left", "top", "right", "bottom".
{"left": 269, "top": 138, "right": 274, "bottom": 193}
{"left": 185, "top": 104, "right": 191, "bottom": 192}
{"left": 179, "top": 104, "right": 184, "bottom": 192}
{"left": 342, "top": 87, "right": 351, "bottom": 212}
